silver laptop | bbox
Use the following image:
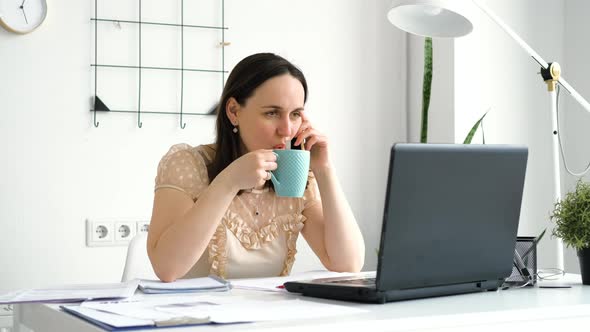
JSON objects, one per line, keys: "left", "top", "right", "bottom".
{"left": 285, "top": 143, "right": 528, "bottom": 303}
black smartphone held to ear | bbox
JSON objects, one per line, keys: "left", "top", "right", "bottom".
{"left": 290, "top": 137, "right": 302, "bottom": 150}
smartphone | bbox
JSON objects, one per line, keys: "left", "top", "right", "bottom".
{"left": 290, "top": 137, "right": 302, "bottom": 150}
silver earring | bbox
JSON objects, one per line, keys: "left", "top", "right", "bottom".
{"left": 233, "top": 127, "right": 238, "bottom": 133}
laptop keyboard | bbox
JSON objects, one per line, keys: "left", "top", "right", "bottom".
{"left": 328, "top": 277, "right": 376, "bottom": 285}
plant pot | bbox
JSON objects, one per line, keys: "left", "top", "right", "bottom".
{"left": 577, "top": 247, "right": 590, "bottom": 285}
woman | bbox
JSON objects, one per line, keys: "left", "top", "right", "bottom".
{"left": 148, "top": 53, "right": 365, "bottom": 282}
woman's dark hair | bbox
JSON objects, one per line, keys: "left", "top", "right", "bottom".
{"left": 207, "top": 53, "right": 308, "bottom": 184}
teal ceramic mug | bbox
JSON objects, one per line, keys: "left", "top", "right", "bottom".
{"left": 270, "top": 149, "right": 311, "bottom": 197}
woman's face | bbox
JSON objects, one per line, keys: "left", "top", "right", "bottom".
{"left": 229, "top": 74, "right": 305, "bottom": 152}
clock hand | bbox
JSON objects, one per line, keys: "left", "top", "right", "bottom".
{"left": 19, "top": 0, "right": 29, "bottom": 25}
{"left": 20, "top": 6, "right": 28, "bottom": 25}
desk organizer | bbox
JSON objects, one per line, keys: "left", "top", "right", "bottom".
{"left": 506, "top": 236, "right": 538, "bottom": 285}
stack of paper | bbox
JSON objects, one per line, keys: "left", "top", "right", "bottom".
{"left": 0, "top": 280, "right": 139, "bottom": 304}
{"left": 138, "top": 276, "right": 231, "bottom": 294}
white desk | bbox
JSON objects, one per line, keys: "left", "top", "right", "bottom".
{"left": 13, "top": 274, "right": 590, "bottom": 332}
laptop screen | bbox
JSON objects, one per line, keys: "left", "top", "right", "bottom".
{"left": 376, "top": 144, "right": 528, "bottom": 291}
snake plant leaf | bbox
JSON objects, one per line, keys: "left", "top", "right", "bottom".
{"left": 535, "top": 228, "right": 547, "bottom": 245}
{"left": 521, "top": 228, "right": 547, "bottom": 258}
{"left": 463, "top": 110, "right": 489, "bottom": 144}
{"left": 420, "top": 37, "right": 433, "bottom": 143}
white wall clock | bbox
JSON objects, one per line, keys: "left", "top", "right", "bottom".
{"left": 0, "top": 0, "right": 47, "bottom": 34}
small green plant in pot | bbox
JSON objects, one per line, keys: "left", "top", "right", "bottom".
{"left": 551, "top": 180, "right": 590, "bottom": 285}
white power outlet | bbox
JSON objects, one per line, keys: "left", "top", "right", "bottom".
{"left": 136, "top": 220, "right": 150, "bottom": 234}
{"left": 0, "top": 304, "right": 12, "bottom": 316}
{"left": 115, "top": 221, "right": 136, "bottom": 244}
{"left": 86, "top": 219, "right": 114, "bottom": 247}
{"left": 0, "top": 304, "right": 12, "bottom": 331}
{"left": 87, "top": 219, "right": 148, "bottom": 247}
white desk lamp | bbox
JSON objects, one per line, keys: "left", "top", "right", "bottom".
{"left": 387, "top": 0, "right": 590, "bottom": 270}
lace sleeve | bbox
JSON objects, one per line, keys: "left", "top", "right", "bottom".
{"left": 154, "top": 144, "right": 210, "bottom": 201}
{"left": 302, "top": 171, "right": 321, "bottom": 210}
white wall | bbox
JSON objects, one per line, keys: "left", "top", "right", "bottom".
{"left": 562, "top": 0, "right": 590, "bottom": 272}
{"left": 0, "top": 0, "right": 405, "bottom": 291}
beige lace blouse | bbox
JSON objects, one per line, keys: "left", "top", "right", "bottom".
{"left": 154, "top": 144, "right": 321, "bottom": 279}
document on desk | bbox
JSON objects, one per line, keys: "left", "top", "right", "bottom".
{"left": 138, "top": 275, "right": 231, "bottom": 294}
{"left": 62, "top": 293, "right": 368, "bottom": 330}
{"left": 64, "top": 295, "right": 224, "bottom": 330}
{"left": 230, "top": 270, "right": 375, "bottom": 292}
{"left": 159, "top": 297, "right": 368, "bottom": 324}
{"left": 0, "top": 280, "right": 138, "bottom": 304}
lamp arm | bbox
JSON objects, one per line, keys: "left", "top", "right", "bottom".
{"left": 472, "top": 0, "right": 548, "bottom": 68}
{"left": 473, "top": 0, "right": 590, "bottom": 114}
{"left": 556, "top": 77, "right": 590, "bottom": 113}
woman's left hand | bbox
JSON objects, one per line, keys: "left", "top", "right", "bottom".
{"left": 294, "top": 113, "right": 330, "bottom": 171}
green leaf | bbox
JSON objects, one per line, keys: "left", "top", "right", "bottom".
{"left": 535, "top": 228, "right": 546, "bottom": 245}
{"left": 420, "top": 37, "right": 433, "bottom": 143}
{"left": 521, "top": 228, "right": 546, "bottom": 258}
{"left": 463, "top": 110, "right": 489, "bottom": 144}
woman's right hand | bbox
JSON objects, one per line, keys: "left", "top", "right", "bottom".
{"left": 221, "top": 150, "right": 278, "bottom": 191}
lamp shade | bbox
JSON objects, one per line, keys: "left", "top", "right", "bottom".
{"left": 387, "top": 0, "right": 473, "bottom": 38}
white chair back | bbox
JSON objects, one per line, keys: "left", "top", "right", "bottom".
{"left": 121, "top": 232, "right": 158, "bottom": 282}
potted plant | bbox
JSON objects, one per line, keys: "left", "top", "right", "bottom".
{"left": 551, "top": 180, "right": 590, "bottom": 285}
